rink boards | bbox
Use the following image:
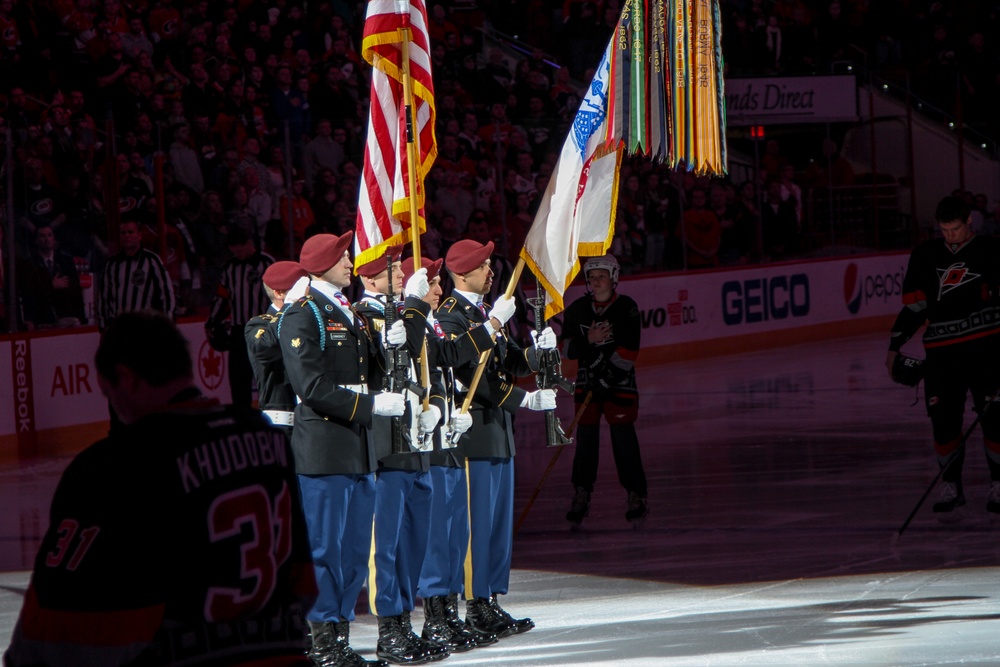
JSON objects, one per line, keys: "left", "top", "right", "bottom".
{"left": 548, "top": 251, "right": 906, "bottom": 363}
{"left": 1, "top": 322, "right": 232, "bottom": 462}
{"left": 1, "top": 252, "right": 906, "bottom": 461}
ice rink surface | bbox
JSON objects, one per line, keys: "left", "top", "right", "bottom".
{"left": 4, "top": 331, "right": 1000, "bottom": 665}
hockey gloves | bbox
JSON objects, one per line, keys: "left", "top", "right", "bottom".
{"left": 891, "top": 354, "right": 924, "bottom": 387}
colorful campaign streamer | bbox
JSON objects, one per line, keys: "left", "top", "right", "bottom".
{"left": 606, "top": 0, "right": 726, "bottom": 175}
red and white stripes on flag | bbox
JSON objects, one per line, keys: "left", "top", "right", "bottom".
{"left": 355, "top": 0, "right": 437, "bottom": 271}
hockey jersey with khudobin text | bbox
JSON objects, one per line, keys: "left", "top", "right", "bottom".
{"left": 4, "top": 396, "right": 316, "bottom": 667}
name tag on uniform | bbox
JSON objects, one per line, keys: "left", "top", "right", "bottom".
{"left": 327, "top": 322, "right": 348, "bottom": 342}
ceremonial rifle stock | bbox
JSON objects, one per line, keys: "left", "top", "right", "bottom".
{"left": 384, "top": 254, "right": 416, "bottom": 454}
{"left": 530, "top": 277, "right": 573, "bottom": 447}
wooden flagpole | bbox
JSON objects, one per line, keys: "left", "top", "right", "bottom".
{"left": 396, "top": 3, "right": 431, "bottom": 405}
{"left": 456, "top": 257, "right": 526, "bottom": 414}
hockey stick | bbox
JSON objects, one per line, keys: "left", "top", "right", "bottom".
{"left": 891, "top": 389, "right": 1000, "bottom": 545}
{"left": 514, "top": 391, "right": 592, "bottom": 536}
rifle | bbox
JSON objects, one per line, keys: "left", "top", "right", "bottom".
{"left": 384, "top": 254, "right": 418, "bottom": 454}
{"left": 530, "top": 278, "right": 574, "bottom": 447}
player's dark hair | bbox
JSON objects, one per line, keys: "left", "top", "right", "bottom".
{"left": 95, "top": 311, "right": 192, "bottom": 386}
{"left": 935, "top": 195, "right": 970, "bottom": 224}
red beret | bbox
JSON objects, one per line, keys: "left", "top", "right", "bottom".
{"left": 401, "top": 256, "right": 443, "bottom": 283}
{"left": 356, "top": 244, "right": 403, "bottom": 278}
{"left": 262, "top": 261, "right": 308, "bottom": 291}
{"left": 300, "top": 232, "right": 353, "bottom": 275}
{"left": 446, "top": 239, "right": 493, "bottom": 274}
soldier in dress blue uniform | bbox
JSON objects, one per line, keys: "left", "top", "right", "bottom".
{"left": 244, "top": 260, "right": 309, "bottom": 431}
{"left": 278, "top": 232, "right": 410, "bottom": 667}
{"left": 435, "top": 239, "right": 557, "bottom": 639}
{"left": 406, "top": 257, "right": 512, "bottom": 652}
{"left": 353, "top": 246, "right": 450, "bottom": 665}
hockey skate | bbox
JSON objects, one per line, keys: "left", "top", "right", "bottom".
{"left": 565, "top": 487, "right": 590, "bottom": 530}
{"left": 625, "top": 491, "right": 647, "bottom": 528}
{"left": 933, "top": 481, "right": 965, "bottom": 523}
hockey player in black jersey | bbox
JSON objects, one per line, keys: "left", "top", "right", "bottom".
{"left": 887, "top": 195, "right": 1000, "bottom": 518}
{"left": 4, "top": 312, "right": 316, "bottom": 667}
{"left": 559, "top": 254, "right": 647, "bottom": 527}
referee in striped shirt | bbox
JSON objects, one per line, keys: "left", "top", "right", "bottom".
{"left": 206, "top": 225, "right": 274, "bottom": 408}
{"left": 98, "top": 219, "right": 176, "bottom": 331}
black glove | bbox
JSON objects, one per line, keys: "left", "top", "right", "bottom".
{"left": 586, "top": 350, "right": 608, "bottom": 375}
{"left": 891, "top": 354, "right": 924, "bottom": 387}
{"left": 600, "top": 362, "right": 629, "bottom": 387}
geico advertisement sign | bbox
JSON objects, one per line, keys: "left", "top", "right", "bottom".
{"left": 722, "top": 274, "right": 810, "bottom": 325}
{"left": 535, "top": 254, "right": 904, "bottom": 348}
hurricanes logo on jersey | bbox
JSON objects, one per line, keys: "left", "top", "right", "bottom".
{"left": 937, "top": 262, "right": 979, "bottom": 298}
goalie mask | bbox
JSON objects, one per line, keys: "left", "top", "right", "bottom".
{"left": 583, "top": 254, "right": 620, "bottom": 287}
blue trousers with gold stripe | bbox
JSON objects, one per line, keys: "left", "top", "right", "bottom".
{"left": 369, "top": 468, "right": 433, "bottom": 617}
{"left": 297, "top": 472, "right": 376, "bottom": 623}
{"left": 465, "top": 457, "right": 513, "bottom": 600}
{"left": 418, "top": 465, "right": 470, "bottom": 598}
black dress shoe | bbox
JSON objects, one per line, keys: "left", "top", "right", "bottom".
{"left": 446, "top": 593, "right": 496, "bottom": 648}
{"left": 488, "top": 595, "right": 535, "bottom": 634}
{"left": 422, "top": 595, "right": 476, "bottom": 652}
{"left": 466, "top": 597, "right": 517, "bottom": 638}
{"left": 376, "top": 615, "right": 433, "bottom": 664}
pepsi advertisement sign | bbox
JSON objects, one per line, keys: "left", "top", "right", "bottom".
{"left": 843, "top": 262, "right": 906, "bottom": 315}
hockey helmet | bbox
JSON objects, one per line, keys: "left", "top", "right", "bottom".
{"left": 582, "top": 254, "right": 620, "bottom": 286}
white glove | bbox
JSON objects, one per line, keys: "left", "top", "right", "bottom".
{"left": 418, "top": 405, "right": 442, "bottom": 434}
{"left": 523, "top": 388, "right": 556, "bottom": 411}
{"left": 385, "top": 319, "right": 406, "bottom": 346}
{"left": 372, "top": 392, "right": 405, "bottom": 416}
{"left": 488, "top": 296, "right": 517, "bottom": 325}
{"left": 404, "top": 268, "right": 430, "bottom": 299}
{"left": 450, "top": 411, "right": 473, "bottom": 435}
{"left": 284, "top": 276, "right": 310, "bottom": 304}
{"left": 531, "top": 326, "right": 557, "bottom": 350}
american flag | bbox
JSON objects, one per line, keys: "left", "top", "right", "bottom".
{"left": 355, "top": 0, "right": 437, "bottom": 270}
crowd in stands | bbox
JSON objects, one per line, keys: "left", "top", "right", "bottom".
{"left": 1, "top": 0, "right": 999, "bottom": 331}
